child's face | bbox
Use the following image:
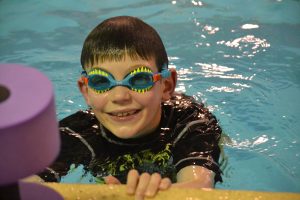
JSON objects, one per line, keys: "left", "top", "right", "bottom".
{"left": 81, "top": 55, "right": 169, "bottom": 139}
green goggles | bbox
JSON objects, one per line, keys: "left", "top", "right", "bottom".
{"left": 81, "top": 66, "right": 170, "bottom": 93}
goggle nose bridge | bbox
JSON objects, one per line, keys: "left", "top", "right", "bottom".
{"left": 114, "top": 80, "right": 131, "bottom": 88}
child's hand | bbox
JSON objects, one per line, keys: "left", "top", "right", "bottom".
{"left": 104, "top": 169, "right": 172, "bottom": 200}
{"left": 104, "top": 175, "right": 122, "bottom": 184}
{"left": 126, "top": 169, "right": 172, "bottom": 200}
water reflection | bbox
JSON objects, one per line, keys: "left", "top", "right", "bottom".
{"left": 241, "top": 24, "right": 259, "bottom": 30}
{"left": 217, "top": 35, "right": 270, "bottom": 58}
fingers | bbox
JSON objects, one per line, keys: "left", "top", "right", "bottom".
{"left": 159, "top": 177, "right": 172, "bottom": 190}
{"left": 104, "top": 175, "right": 121, "bottom": 185}
{"left": 145, "top": 173, "right": 161, "bottom": 197}
{"left": 135, "top": 173, "right": 151, "bottom": 200}
{"left": 126, "top": 169, "right": 172, "bottom": 200}
{"left": 126, "top": 169, "right": 139, "bottom": 194}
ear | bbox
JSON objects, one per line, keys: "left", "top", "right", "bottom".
{"left": 162, "top": 68, "right": 177, "bottom": 101}
{"left": 78, "top": 77, "right": 91, "bottom": 106}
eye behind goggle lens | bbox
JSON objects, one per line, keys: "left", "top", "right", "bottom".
{"left": 130, "top": 73, "right": 153, "bottom": 89}
{"left": 89, "top": 75, "right": 110, "bottom": 89}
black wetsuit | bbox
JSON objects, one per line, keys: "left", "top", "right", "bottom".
{"left": 39, "top": 93, "right": 222, "bottom": 183}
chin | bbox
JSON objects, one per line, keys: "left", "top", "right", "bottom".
{"left": 112, "top": 128, "right": 141, "bottom": 139}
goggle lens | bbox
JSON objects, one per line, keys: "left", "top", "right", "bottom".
{"left": 89, "top": 75, "right": 111, "bottom": 90}
{"left": 129, "top": 73, "right": 153, "bottom": 89}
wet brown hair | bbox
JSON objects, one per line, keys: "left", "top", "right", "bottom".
{"left": 80, "top": 16, "right": 168, "bottom": 71}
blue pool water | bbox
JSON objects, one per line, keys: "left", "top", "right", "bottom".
{"left": 1, "top": 0, "right": 299, "bottom": 193}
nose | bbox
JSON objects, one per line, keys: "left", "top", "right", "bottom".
{"left": 109, "top": 86, "right": 132, "bottom": 105}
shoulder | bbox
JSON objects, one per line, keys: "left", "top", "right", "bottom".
{"left": 162, "top": 92, "right": 222, "bottom": 145}
{"left": 39, "top": 110, "right": 100, "bottom": 181}
{"left": 58, "top": 109, "right": 101, "bottom": 165}
{"left": 165, "top": 92, "right": 198, "bottom": 106}
{"left": 58, "top": 109, "right": 101, "bottom": 156}
{"left": 163, "top": 93, "right": 215, "bottom": 126}
{"left": 59, "top": 109, "right": 98, "bottom": 132}
{"left": 165, "top": 93, "right": 207, "bottom": 113}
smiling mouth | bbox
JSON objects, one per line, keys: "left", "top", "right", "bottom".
{"left": 108, "top": 110, "right": 140, "bottom": 117}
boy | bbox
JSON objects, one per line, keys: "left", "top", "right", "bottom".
{"left": 40, "top": 16, "right": 222, "bottom": 199}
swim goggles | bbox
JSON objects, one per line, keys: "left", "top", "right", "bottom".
{"left": 81, "top": 66, "right": 170, "bottom": 94}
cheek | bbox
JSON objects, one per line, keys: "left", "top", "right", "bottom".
{"left": 134, "top": 87, "right": 162, "bottom": 107}
{"left": 87, "top": 92, "right": 107, "bottom": 110}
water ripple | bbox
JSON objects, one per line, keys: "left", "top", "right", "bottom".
{"left": 195, "top": 62, "right": 256, "bottom": 80}
{"left": 217, "top": 35, "right": 271, "bottom": 58}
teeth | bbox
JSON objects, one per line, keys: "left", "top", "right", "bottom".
{"left": 113, "top": 111, "right": 136, "bottom": 117}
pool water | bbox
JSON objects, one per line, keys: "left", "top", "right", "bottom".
{"left": 1, "top": 0, "right": 299, "bottom": 193}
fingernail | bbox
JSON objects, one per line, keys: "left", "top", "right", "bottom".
{"left": 145, "top": 190, "right": 154, "bottom": 197}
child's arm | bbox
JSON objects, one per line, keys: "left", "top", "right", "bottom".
{"left": 173, "top": 165, "right": 215, "bottom": 188}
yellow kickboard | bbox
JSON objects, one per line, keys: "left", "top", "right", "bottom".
{"left": 44, "top": 183, "right": 300, "bottom": 200}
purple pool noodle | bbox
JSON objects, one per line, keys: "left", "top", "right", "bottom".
{"left": 0, "top": 64, "right": 60, "bottom": 185}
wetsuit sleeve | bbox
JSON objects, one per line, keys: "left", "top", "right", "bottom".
{"left": 38, "top": 111, "right": 94, "bottom": 182}
{"left": 172, "top": 102, "right": 223, "bottom": 182}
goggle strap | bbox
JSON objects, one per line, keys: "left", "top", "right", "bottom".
{"left": 81, "top": 77, "right": 88, "bottom": 85}
{"left": 81, "top": 70, "right": 89, "bottom": 85}
{"left": 153, "top": 74, "right": 162, "bottom": 82}
{"left": 81, "top": 70, "right": 87, "bottom": 76}
{"left": 161, "top": 69, "right": 171, "bottom": 78}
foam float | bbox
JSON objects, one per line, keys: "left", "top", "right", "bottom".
{"left": 0, "top": 64, "right": 62, "bottom": 200}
